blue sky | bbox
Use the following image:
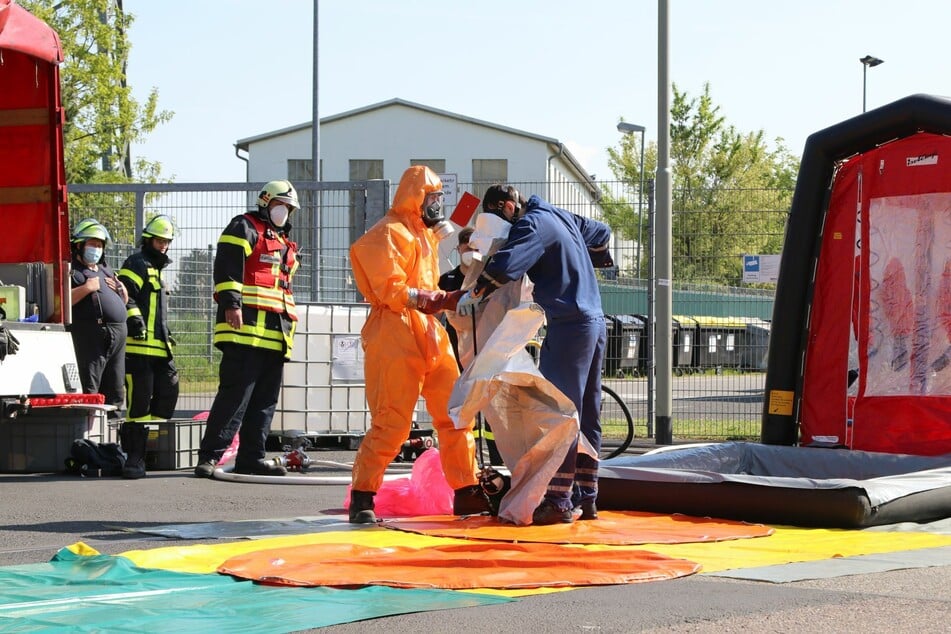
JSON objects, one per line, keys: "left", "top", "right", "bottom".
{"left": 126, "top": 0, "right": 951, "bottom": 184}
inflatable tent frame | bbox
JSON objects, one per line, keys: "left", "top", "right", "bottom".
{"left": 763, "top": 94, "right": 951, "bottom": 454}
{"left": 598, "top": 442, "right": 951, "bottom": 528}
{"left": 599, "top": 96, "right": 951, "bottom": 528}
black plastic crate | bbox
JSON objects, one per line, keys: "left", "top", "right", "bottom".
{"left": 143, "top": 419, "right": 205, "bottom": 470}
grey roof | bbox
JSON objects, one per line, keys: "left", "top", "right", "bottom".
{"left": 234, "top": 97, "right": 597, "bottom": 188}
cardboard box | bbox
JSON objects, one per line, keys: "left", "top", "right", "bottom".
{"left": 144, "top": 419, "right": 205, "bottom": 470}
{"left": 0, "top": 407, "right": 109, "bottom": 473}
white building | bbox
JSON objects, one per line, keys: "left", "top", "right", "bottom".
{"left": 234, "top": 98, "right": 633, "bottom": 300}
{"left": 234, "top": 97, "right": 602, "bottom": 217}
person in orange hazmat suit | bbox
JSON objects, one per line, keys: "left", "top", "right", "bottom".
{"left": 347, "top": 165, "right": 490, "bottom": 524}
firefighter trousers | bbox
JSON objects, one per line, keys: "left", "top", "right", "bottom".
{"left": 198, "top": 344, "right": 285, "bottom": 468}
{"left": 125, "top": 354, "right": 179, "bottom": 420}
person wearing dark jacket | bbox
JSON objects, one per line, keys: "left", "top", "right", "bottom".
{"left": 117, "top": 215, "right": 180, "bottom": 479}
{"left": 69, "top": 218, "right": 129, "bottom": 421}
{"left": 461, "top": 185, "right": 612, "bottom": 525}
{"left": 438, "top": 227, "right": 476, "bottom": 367}
{"left": 438, "top": 226, "right": 502, "bottom": 466}
{"left": 194, "top": 180, "right": 301, "bottom": 478}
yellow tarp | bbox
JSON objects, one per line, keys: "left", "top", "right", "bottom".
{"left": 645, "top": 525, "right": 951, "bottom": 573}
{"left": 117, "top": 516, "right": 951, "bottom": 597}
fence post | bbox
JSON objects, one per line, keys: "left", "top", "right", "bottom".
{"left": 647, "top": 179, "right": 655, "bottom": 437}
{"left": 133, "top": 190, "right": 145, "bottom": 246}
{"left": 364, "top": 179, "right": 389, "bottom": 230}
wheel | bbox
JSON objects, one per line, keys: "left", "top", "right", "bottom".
{"left": 599, "top": 384, "right": 634, "bottom": 460}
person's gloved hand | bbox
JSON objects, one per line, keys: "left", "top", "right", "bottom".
{"left": 127, "top": 316, "right": 147, "bottom": 340}
{"left": 416, "top": 289, "right": 464, "bottom": 315}
{"left": 588, "top": 244, "right": 615, "bottom": 268}
{"left": 0, "top": 325, "right": 19, "bottom": 361}
{"left": 456, "top": 290, "right": 484, "bottom": 316}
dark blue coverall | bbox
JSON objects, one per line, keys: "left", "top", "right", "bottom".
{"left": 476, "top": 195, "right": 611, "bottom": 512}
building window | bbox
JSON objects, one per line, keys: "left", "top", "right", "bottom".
{"left": 411, "top": 159, "right": 446, "bottom": 173}
{"left": 350, "top": 159, "right": 383, "bottom": 181}
{"left": 288, "top": 158, "right": 321, "bottom": 181}
{"left": 471, "top": 159, "right": 508, "bottom": 202}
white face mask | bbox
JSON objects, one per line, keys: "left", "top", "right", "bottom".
{"left": 460, "top": 251, "right": 476, "bottom": 267}
{"left": 269, "top": 204, "right": 290, "bottom": 227}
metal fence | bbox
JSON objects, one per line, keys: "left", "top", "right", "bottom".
{"left": 67, "top": 179, "right": 790, "bottom": 443}
{"left": 68, "top": 180, "right": 385, "bottom": 420}
{"left": 595, "top": 181, "right": 789, "bottom": 443}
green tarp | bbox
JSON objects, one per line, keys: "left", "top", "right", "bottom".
{"left": 0, "top": 548, "right": 511, "bottom": 632}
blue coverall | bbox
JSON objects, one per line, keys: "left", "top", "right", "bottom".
{"left": 476, "top": 195, "right": 610, "bottom": 511}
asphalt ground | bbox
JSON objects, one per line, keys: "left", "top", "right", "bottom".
{"left": 2, "top": 449, "right": 950, "bottom": 633}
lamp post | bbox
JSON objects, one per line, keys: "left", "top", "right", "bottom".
{"left": 617, "top": 122, "right": 646, "bottom": 278}
{"left": 860, "top": 55, "right": 884, "bottom": 113}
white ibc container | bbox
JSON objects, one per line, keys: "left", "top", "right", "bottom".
{"left": 275, "top": 303, "right": 370, "bottom": 435}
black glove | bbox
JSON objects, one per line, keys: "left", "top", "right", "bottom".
{"left": 589, "top": 244, "right": 615, "bottom": 269}
{"left": 0, "top": 325, "right": 19, "bottom": 361}
{"left": 127, "top": 316, "right": 147, "bottom": 340}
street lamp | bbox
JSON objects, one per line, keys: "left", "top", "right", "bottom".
{"left": 860, "top": 55, "right": 884, "bottom": 113}
{"left": 617, "top": 122, "right": 646, "bottom": 278}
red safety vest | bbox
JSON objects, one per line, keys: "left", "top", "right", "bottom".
{"left": 242, "top": 214, "right": 299, "bottom": 320}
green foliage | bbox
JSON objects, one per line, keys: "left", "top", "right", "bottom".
{"left": 19, "top": 0, "right": 173, "bottom": 184}
{"left": 170, "top": 247, "right": 216, "bottom": 313}
{"left": 168, "top": 311, "right": 219, "bottom": 391}
{"left": 605, "top": 83, "right": 799, "bottom": 284}
{"left": 600, "top": 416, "right": 759, "bottom": 442}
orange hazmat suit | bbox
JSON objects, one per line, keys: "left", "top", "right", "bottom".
{"left": 350, "top": 166, "right": 480, "bottom": 492}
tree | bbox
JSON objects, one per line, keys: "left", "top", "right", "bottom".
{"left": 603, "top": 83, "right": 799, "bottom": 285}
{"left": 170, "top": 246, "right": 215, "bottom": 314}
{"left": 20, "top": 0, "right": 172, "bottom": 184}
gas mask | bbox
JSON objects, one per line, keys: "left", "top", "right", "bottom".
{"left": 495, "top": 199, "right": 523, "bottom": 224}
{"left": 82, "top": 246, "right": 103, "bottom": 265}
{"left": 269, "top": 204, "right": 290, "bottom": 228}
{"left": 422, "top": 193, "right": 454, "bottom": 241}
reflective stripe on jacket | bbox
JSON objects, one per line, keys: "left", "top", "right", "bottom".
{"left": 213, "top": 212, "right": 298, "bottom": 358}
{"left": 119, "top": 249, "right": 173, "bottom": 358}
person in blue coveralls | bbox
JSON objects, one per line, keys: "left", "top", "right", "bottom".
{"left": 457, "top": 185, "right": 613, "bottom": 525}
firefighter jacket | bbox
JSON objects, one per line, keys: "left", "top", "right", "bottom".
{"left": 213, "top": 212, "right": 299, "bottom": 359}
{"left": 119, "top": 246, "right": 173, "bottom": 358}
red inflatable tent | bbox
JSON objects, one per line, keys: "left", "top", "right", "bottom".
{"left": 764, "top": 94, "right": 951, "bottom": 456}
{"left": 0, "top": 0, "right": 69, "bottom": 322}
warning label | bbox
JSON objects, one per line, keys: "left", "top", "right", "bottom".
{"left": 767, "top": 390, "right": 794, "bottom": 416}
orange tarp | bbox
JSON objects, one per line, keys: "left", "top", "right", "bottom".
{"left": 218, "top": 541, "right": 701, "bottom": 590}
{"left": 383, "top": 511, "right": 774, "bottom": 545}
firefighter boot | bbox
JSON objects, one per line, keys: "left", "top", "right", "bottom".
{"left": 349, "top": 490, "right": 377, "bottom": 524}
{"left": 120, "top": 422, "right": 148, "bottom": 480}
{"left": 532, "top": 499, "right": 574, "bottom": 525}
